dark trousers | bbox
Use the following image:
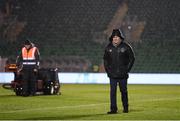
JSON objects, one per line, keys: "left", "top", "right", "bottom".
{"left": 22, "top": 68, "right": 36, "bottom": 96}
{"left": 109, "top": 78, "right": 128, "bottom": 111}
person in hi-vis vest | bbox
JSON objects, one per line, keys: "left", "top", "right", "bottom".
{"left": 16, "top": 39, "right": 40, "bottom": 96}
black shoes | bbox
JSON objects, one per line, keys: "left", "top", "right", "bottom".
{"left": 107, "top": 109, "right": 128, "bottom": 114}
{"left": 123, "top": 107, "right": 129, "bottom": 113}
{"left": 123, "top": 109, "right": 129, "bottom": 113}
{"left": 107, "top": 110, "right": 118, "bottom": 114}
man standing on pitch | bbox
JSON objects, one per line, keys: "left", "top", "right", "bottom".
{"left": 16, "top": 39, "right": 40, "bottom": 96}
{"left": 103, "top": 29, "right": 135, "bottom": 114}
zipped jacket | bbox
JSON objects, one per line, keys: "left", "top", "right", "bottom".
{"left": 103, "top": 42, "right": 135, "bottom": 79}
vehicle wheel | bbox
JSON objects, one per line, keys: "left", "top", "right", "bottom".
{"left": 15, "top": 87, "right": 23, "bottom": 96}
{"left": 2, "top": 84, "right": 12, "bottom": 90}
{"left": 50, "top": 85, "right": 54, "bottom": 95}
{"left": 15, "top": 90, "right": 21, "bottom": 96}
{"left": 44, "top": 85, "right": 54, "bottom": 95}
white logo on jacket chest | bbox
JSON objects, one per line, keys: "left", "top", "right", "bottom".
{"left": 119, "top": 47, "right": 126, "bottom": 53}
{"left": 109, "top": 49, "right": 112, "bottom": 52}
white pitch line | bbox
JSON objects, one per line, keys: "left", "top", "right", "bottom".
{"left": 0, "top": 103, "right": 109, "bottom": 114}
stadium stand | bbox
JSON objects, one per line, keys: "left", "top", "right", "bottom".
{"left": 0, "top": 0, "right": 180, "bottom": 72}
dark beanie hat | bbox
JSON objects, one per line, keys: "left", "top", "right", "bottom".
{"left": 24, "top": 39, "right": 32, "bottom": 45}
{"left": 109, "top": 29, "right": 125, "bottom": 42}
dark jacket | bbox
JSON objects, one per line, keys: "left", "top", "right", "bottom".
{"left": 103, "top": 42, "right": 135, "bottom": 79}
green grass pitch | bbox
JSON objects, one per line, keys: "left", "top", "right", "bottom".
{"left": 0, "top": 84, "right": 180, "bottom": 120}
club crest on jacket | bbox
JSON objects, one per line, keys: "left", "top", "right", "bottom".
{"left": 120, "top": 47, "right": 126, "bottom": 53}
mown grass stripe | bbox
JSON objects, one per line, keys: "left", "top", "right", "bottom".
{"left": 0, "top": 103, "right": 109, "bottom": 114}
